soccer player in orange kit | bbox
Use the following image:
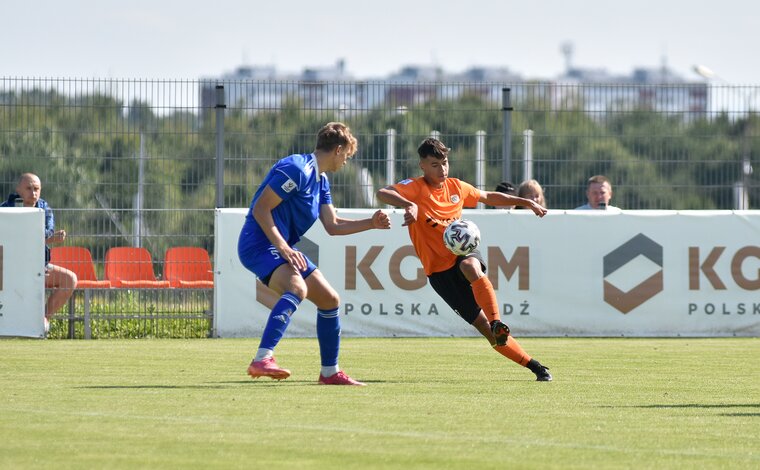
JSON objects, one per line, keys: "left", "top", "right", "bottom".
{"left": 376, "top": 138, "right": 553, "bottom": 381}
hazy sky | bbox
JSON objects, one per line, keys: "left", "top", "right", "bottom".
{"left": 3, "top": 0, "right": 759, "bottom": 83}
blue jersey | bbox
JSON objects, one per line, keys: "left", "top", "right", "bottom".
{"left": 239, "top": 153, "right": 332, "bottom": 255}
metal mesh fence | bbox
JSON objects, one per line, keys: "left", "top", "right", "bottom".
{"left": 1, "top": 77, "right": 758, "bottom": 337}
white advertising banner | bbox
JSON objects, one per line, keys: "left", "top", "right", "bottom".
{"left": 214, "top": 208, "right": 760, "bottom": 338}
{"left": 0, "top": 208, "right": 45, "bottom": 338}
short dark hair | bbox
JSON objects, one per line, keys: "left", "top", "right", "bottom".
{"left": 494, "top": 181, "right": 517, "bottom": 195}
{"left": 417, "top": 138, "right": 449, "bottom": 159}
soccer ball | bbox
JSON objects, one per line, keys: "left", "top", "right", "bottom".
{"left": 443, "top": 219, "right": 481, "bottom": 256}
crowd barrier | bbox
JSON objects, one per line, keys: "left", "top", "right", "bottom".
{"left": 0, "top": 208, "right": 45, "bottom": 338}
{"left": 214, "top": 208, "right": 760, "bottom": 338}
{"left": 5, "top": 208, "right": 760, "bottom": 338}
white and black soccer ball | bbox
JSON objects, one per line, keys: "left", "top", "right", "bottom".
{"left": 443, "top": 219, "right": 481, "bottom": 256}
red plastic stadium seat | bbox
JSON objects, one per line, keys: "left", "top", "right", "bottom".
{"left": 164, "top": 247, "right": 214, "bottom": 288}
{"left": 49, "top": 246, "right": 111, "bottom": 288}
{"left": 104, "top": 247, "right": 171, "bottom": 288}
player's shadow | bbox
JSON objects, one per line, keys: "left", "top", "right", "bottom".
{"left": 632, "top": 403, "right": 760, "bottom": 409}
{"left": 79, "top": 384, "right": 233, "bottom": 390}
{"left": 78, "top": 379, "right": 392, "bottom": 390}
{"left": 603, "top": 403, "right": 760, "bottom": 417}
{"left": 222, "top": 379, "right": 391, "bottom": 386}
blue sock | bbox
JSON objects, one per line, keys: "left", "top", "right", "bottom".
{"left": 316, "top": 307, "right": 341, "bottom": 367}
{"left": 258, "top": 292, "right": 301, "bottom": 351}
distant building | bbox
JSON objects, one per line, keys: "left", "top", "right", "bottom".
{"left": 199, "top": 59, "right": 708, "bottom": 119}
{"left": 200, "top": 60, "right": 355, "bottom": 113}
{"left": 556, "top": 63, "right": 707, "bottom": 117}
{"left": 388, "top": 65, "right": 444, "bottom": 82}
{"left": 302, "top": 59, "right": 351, "bottom": 81}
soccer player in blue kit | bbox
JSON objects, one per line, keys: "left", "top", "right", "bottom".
{"left": 238, "top": 122, "right": 391, "bottom": 385}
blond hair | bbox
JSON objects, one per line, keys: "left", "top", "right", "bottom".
{"left": 518, "top": 179, "right": 546, "bottom": 207}
{"left": 316, "top": 122, "right": 357, "bottom": 156}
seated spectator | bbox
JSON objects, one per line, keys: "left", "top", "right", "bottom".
{"left": 516, "top": 179, "right": 546, "bottom": 209}
{"left": 2, "top": 173, "right": 77, "bottom": 333}
{"left": 575, "top": 175, "right": 619, "bottom": 210}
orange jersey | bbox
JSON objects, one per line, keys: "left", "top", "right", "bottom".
{"left": 392, "top": 177, "right": 481, "bottom": 275}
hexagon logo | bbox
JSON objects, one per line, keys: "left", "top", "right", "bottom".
{"left": 603, "top": 233, "right": 664, "bottom": 314}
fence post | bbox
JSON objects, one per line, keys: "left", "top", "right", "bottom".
{"left": 476, "top": 130, "right": 486, "bottom": 209}
{"left": 84, "top": 289, "right": 92, "bottom": 340}
{"left": 215, "top": 85, "right": 226, "bottom": 208}
{"left": 740, "top": 153, "right": 752, "bottom": 210}
{"left": 502, "top": 88, "right": 513, "bottom": 183}
{"left": 386, "top": 128, "right": 396, "bottom": 186}
{"left": 523, "top": 129, "right": 534, "bottom": 182}
{"left": 134, "top": 132, "right": 146, "bottom": 248}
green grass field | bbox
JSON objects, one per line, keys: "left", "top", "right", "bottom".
{"left": 1, "top": 337, "right": 758, "bottom": 469}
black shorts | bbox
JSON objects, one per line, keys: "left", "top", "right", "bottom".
{"left": 427, "top": 251, "right": 486, "bottom": 325}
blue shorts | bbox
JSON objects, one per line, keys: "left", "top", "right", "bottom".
{"left": 239, "top": 242, "right": 317, "bottom": 286}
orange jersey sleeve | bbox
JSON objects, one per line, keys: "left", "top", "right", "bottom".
{"left": 392, "top": 177, "right": 481, "bottom": 275}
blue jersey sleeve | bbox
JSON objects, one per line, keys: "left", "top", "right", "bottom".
{"left": 268, "top": 161, "right": 304, "bottom": 201}
{"left": 320, "top": 174, "right": 332, "bottom": 205}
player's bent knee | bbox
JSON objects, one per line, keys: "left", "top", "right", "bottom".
{"left": 459, "top": 258, "right": 483, "bottom": 279}
{"left": 313, "top": 291, "right": 340, "bottom": 310}
{"left": 290, "top": 286, "right": 308, "bottom": 301}
{"left": 276, "top": 276, "right": 308, "bottom": 300}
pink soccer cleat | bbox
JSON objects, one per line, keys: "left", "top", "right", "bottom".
{"left": 247, "top": 357, "right": 291, "bottom": 381}
{"left": 318, "top": 371, "right": 366, "bottom": 386}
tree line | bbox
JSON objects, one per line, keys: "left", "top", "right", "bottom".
{"left": 1, "top": 87, "right": 757, "bottom": 264}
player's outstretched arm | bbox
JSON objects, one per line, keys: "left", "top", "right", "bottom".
{"left": 524, "top": 199, "right": 548, "bottom": 217}
{"left": 376, "top": 187, "right": 418, "bottom": 226}
{"left": 480, "top": 191, "right": 548, "bottom": 217}
{"left": 319, "top": 204, "right": 390, "bottom": 236}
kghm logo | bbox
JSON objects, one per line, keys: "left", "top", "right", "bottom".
{"left": 603, "top": 233, "right": 663, "bottom": 314}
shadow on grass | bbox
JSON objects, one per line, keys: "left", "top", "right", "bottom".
{"left": 600, "top": 403, "right": 760, "bottom": 415}
{"left": 226, "top": 379, "right": 393, "bottom": 385}
{"left": 78, "top": 379, "right": 391, "bottom": 389}
{"left": 79, "top": 384, "right": 236, "bottom": 390}
{"left": 633, "top": 403, "right": 760, "bottom": 409}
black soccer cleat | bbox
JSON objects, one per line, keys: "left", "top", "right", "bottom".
{"left": 490, "top": 320, "right": 510, "bottom": 346}
{"left": 527, "top": 359, "right": 553, "bottom": 381}
{"left": 534, "top": 365, "right": 552, "bottom": 382}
